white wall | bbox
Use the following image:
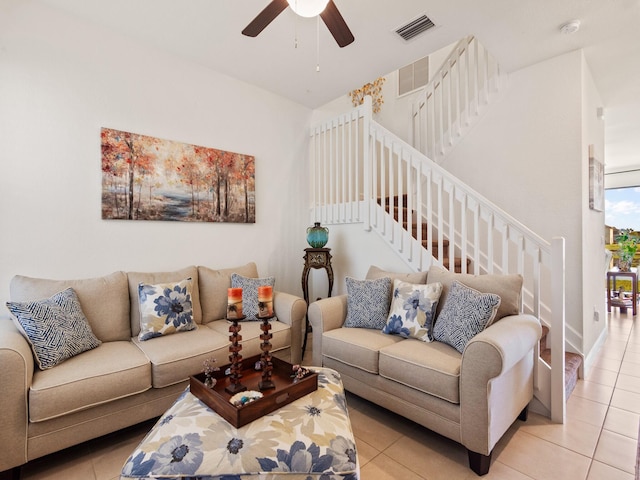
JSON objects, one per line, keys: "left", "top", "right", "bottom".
{"left": 580, "top": 55, "right": 607, "bottom": 366}
{"left": 443, "top": 50, "right": 600, "bottom": 354}
{"left": 0, "top": 2, "right": 313, "bottom": 307}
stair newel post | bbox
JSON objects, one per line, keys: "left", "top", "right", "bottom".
{"left": 551, "top": 236, "right": 566, "bottom": 423}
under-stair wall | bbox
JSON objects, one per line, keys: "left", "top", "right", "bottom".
{"left": 309, "top": 95, "right": 568, "bottom": 422}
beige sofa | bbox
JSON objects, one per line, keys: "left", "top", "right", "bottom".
{"left": 0, "top": 262, "right": 306, "bottom": 479}
{"left": 308, "top": 265, "right": 542, "bottom": 476}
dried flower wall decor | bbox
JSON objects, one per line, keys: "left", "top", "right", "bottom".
{"left": 349, "top": 77, "right": 386, "bottom": 114}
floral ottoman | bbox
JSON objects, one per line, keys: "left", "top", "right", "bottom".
{"left": 120, "top": 368, "right": 359, "bottom": 480}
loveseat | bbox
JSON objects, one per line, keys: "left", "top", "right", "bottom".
{"left": 0, "top": 262, "right": 306, "bottom": 479}
{"left": 308, "top": 265, "right": 542, "bottom": 476}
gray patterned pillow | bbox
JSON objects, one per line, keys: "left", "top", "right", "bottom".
{"left": 7, "top": 287, "right": 101, "bottom": 369}
{"left": 231, "top": 273, "right": 276, "bottom": 320}
{"left": 344, "top": 276, "right": 392, "bottom": 329}
{"left": 433, "top": 281, "right": 501, "bottom": 353}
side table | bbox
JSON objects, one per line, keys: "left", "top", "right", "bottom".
{"left": 607, "top": 270, "right": 637, "bottom": 316}
{"left": 301, "top": 248, "right": 333, "bottom": 359}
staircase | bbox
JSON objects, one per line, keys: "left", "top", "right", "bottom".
{"left": 540, "top": 325, "right": 583, "bottom": 400}
{"left": 379, "top": 194, "right": 470, "bottom": 273}
{"left": 308, "top": 37, "right": 570, "bottom": 423}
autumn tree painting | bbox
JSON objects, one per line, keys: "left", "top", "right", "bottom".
{"left": 101, "top": 128, "right": 255, "bottom": 223}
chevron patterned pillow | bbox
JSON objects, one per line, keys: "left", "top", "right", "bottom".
{"left": 344, "top": 276, "right": 392, "bottom": 329}
{"left": 231, "top": 273, "right": 276, "bottom": 320}
{"left": 7, "top": 287, "right": 101, "bottom": 369}
{"left": 433, "top": 280, "right": 501, "bottom": 353}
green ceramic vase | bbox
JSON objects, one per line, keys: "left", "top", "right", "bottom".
{"left": 306, "top": 222, "right": 329, "bottom": 248}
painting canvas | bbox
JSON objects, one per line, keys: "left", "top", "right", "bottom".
{"left": 589, "top": 144, "right": 604, "bottom": 212}
{"left": 101, "top": 128, "right": 255, "bottom": 223}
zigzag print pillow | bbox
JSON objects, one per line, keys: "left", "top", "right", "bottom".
{"left": 7, "top": 287, "right": 101, "bottom": 369}
{"left": 344, "top": 276, "right": 392, "bottom": 329}
{"left": 433, "top": 280, "right": 501, "bottom": 353}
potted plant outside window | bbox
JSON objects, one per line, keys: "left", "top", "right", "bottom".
{"left": 616, "top": 229, "right": 639, "bottom": 272}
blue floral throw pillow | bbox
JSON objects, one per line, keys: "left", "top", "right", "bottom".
{"left": 344, "top": 276, "right": 392, "bottom": 329}
{"left": 138, "top": 277, "right": 196, "bottom": 341}
{"left": 231, "top": 273, "right": 276, "bottom": 320}
{"left": 7, "top": 287, "right": 101, "bottom": 369}
{"left": 433, "top": 280, "right": 501, "bottom": 353}
{"left": 382, "top": 279, "right": 443, "bottom": 342}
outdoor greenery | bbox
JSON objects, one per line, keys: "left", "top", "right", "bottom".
{"left": 615, "top": 228, "right": 639, "bottom": 271}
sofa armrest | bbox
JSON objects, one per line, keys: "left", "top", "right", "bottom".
{"left": 459, "top": 314, "right": 541, "bottom": 455}
{"left": 308, "top": 295, "right": 348, "bottom": 367}
{"left": 273, "top": 291, "right": 307, "bottom": 365}
{"left": 0, "top": 316, "right": 34, "bottom": 471}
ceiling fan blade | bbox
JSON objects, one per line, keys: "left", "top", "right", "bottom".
{"left": 319, "top": 0, "right": 354, "bottom": 47}
{"left": 242, "top": 0, "right": 289, "bottom": 37}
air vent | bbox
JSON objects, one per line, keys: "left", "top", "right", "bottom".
{"left": 395, "top": 14, "right": 435, "bottom": 41}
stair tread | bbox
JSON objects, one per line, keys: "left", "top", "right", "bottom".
{"left": 380, "top": 195, "right": 471, "bottom": 273}
{"left": 540, "top": 349, "right": 582, "bottom": 400}
{"left": 540, "top": 349, "right": 582, "bottom": 370}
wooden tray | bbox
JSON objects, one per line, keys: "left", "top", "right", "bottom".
{"left": 189, "top": 354, "right": 318, "bottom": 428}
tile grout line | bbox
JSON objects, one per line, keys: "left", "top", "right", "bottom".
{"left": 584, "top": 313, "right": 634, "bottom": 479}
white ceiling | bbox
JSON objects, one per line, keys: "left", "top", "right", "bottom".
{"left": 30, "top": 0, "right": 640, "bottom": 172}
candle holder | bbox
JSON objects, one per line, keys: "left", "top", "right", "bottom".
{"left": 258, "top": 314, "right": 275, "bottom": 390}
{"left": 225, "top": 316, "right": 247, "bottom": 395}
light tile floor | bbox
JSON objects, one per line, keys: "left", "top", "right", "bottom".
{"left": 20, "top": 311, "right": 639, "bottom": 480}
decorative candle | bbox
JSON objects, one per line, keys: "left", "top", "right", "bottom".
{"left": 227, "top": 288, "right": 243, "bottom": 319}
{"left": 257, "top": 285, "right": 273, "bottom": 318}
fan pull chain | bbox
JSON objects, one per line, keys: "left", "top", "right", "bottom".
{"left": 316, "top": 15, "right": 320, "bottom": 72}
{"left": 294, "top": 1, "right": 298, "bottom": 48}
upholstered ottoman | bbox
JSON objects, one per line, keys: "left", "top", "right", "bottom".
{"left": 120, "top": 367, "right": 359, "bottom": 480}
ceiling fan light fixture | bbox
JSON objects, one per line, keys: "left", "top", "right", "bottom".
{"left": 287, "top": 0, "right": 330, "bottom": 18}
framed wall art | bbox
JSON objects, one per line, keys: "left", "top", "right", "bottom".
{"left": 101, "top": 128, "right": 255, "bottom": 223}
{"left": 589, "top": 144, "right": 604, "bottom": 212}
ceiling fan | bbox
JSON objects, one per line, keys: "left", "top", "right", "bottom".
{"left": 242, "top": 0, "right": 355, "bottom": 48}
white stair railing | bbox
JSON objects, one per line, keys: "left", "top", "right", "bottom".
{"left": 309, "top": 96, "right": 566, "bottom": 421}
{"left": 410, "top": 36, "right": 505, "bottom": 163}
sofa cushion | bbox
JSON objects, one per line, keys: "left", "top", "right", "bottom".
{"left": 138, "top": 277, "right": 196, "bottom": 341}
{"left": 132, "top": 327, "right": 229, "bottom": 388}
{"left": 427, "top": 266, "right": 522, "bottom": 323}
{"left": 198, "top": 263, "right": 259, "bottom": 323}
{"left": 128, "top": 266, "right": 201, "bottom": 337}
{"left": 366, "top": 265, "right": 428, "bottom": 284}
{"left": 231, "top": 273, "right": 276, "bottom": 320}
{"left": 344, "top": 276, "right": 392, "bottom": 329}
{"left": 379, "top": 339, "right": 462, "bottom": 404}
{"left": 28, "top": 341, "right": 151, "bottom": 422}
{"left": 9, "top": 271, "right": 130, "bottom": 342}
{"left": 7, "top": 288, "right": 101, "bottom": 369}
{"left": 323, "top": 327, "right": 403, "bottom": 374}
{"left": 382, "top": 279, "right": 443, "bottom": 342}
{"left": 433, "top": 281, "right": 501, "bottom": 354}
